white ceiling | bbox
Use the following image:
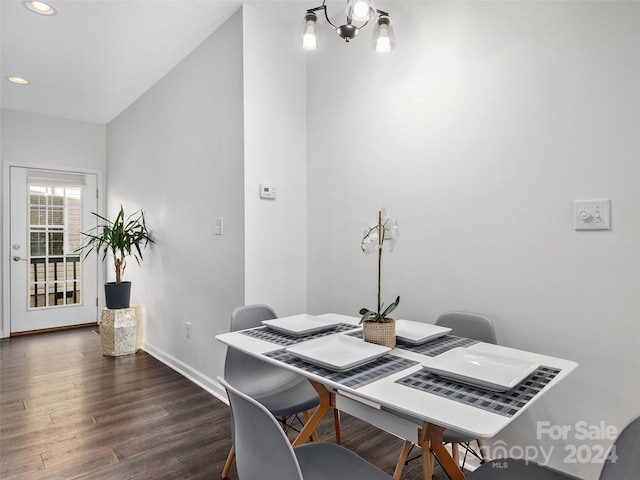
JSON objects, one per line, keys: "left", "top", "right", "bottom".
{"left": 0, "top": 0, "right": 246, "bottom": 125}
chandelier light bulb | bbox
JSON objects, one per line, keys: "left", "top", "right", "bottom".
{"left": 303, "top": 27, "right": 317, "bottom": 49}
{"left": 371, "top": 15, "right": 396, "bottom": 53}
{"left": 301, "top": 12, "right": 319, "bottom": 50}
{"left": 353, "top": 2, "right": 369, "bottom": 19}
{"left": 375, "top": 30, "right": 391, "bottom": 53}
{"left": 346, "top": 0, "right": 376, "bottom": 22}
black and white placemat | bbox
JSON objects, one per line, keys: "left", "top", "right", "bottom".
{"left": 265, "top": 350, "right": 419, "bottom": 389}
{"left": 346, "top": 331, "right": 478, "bottom": 357}
{"left": 396, "top": 366, "right": 561, "bottom": 418}
{"left": 239, "top": 323, "right": 358, "bottom": 347}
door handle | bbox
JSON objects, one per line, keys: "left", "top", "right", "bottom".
{"left": 12, "top": 256, "right": 28, "bottom": 262}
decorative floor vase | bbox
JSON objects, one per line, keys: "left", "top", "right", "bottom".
{"left": 100, "top": 306, "right": 141, "bottom": 356}
{"left": 363, "top": 319, "right": 396, "bottom": 348}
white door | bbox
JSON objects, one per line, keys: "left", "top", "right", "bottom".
{"left": 10, "top": 167, "right": 99, "bottom": 333}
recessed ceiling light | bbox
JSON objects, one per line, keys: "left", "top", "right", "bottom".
{"left": 23, "top": 1, "right": 57, "bottom": 16}
{"left": 6, "top": 76, "right": 31, "bottom": 85}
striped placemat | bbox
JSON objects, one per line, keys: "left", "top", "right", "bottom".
{"left": 347, "top": 331, "right": 478, "bottom": 356}
{"left": 396, "top": 365, "right": 561, "bottom": 417}
{"left": 239, "top": 323, "right": 358, "bottom": 347}
{"left": 265, "top": 350, "right": 418, "bottom": 389}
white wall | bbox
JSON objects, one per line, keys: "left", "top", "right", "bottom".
{"left": 306, "top": 2, "right": 640, "bottom": 478}
{"left": 242, "top": 3, "right": 308, "bottom": 316}
{"left": 106, "top": 9, "right": 245, "bottom": 399}
{"left": 1, "top": 109, "right": 106, "bottom": 337}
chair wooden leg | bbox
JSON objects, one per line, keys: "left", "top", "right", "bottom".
{"left": 221, "top": 446, "right": 234, "bottom": 478}
{"left": 423, "top": 422, "right": 465, "bottom": 480}
{"left": 451, "top": 442, "right": 460, "bottom": 466}
{"left": 420, "top": 425, "right": 433, "bottom": 480}
{"left": 292, "top": 381, "right": 332, "bottom": 447}
{"left": 393, "top": 440, "right": 412, "bottom": 480}
{"left": 333, "top": 408, "right": 341, "bottom": 445}
{"left": 302, "top": 411, "right": 320, "bottom": 442}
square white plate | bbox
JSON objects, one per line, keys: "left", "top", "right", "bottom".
{"left": 395, "top": 320, "right": 452, "bottom": 344}
{"left": 262, "top": 314, "right": 342, "bottom": 336}
{"left": 286, "top": 334, "right": 391, "bottom": 371}
{"left": 422, "top": 347, "right": 539, "bottom": 391}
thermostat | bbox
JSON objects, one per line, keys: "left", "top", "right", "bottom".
{"left": 260, "top": 184, "right": 277, "bottom": 199}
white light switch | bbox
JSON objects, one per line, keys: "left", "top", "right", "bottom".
{"left": 574, "top": 199, "right": 610, "bottom": 230}
{"left": 260, "top": 184, "right": 277, "bottom": 199}
{"left": 214, "top": 217, "right": 223, "bottom": 235}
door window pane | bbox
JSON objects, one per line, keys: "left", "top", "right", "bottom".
{"left": 27, "top": 185, "right": 84, "bottom": 308}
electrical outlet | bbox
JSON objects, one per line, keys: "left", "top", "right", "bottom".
{"left": 186, "top": 322, "right": 192, "bottom": 339}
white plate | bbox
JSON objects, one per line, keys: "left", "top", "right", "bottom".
{"left": 262, "top": 314, "right": 342, "bottom": 336}
{"left": 286, "top": 334, "right": 391, "bottom": 371}
{"left": 395, "top": 320, "right": 452, "bottom": 344}
{"left": 422, "top": 347, "right": 539, "bottom": 392}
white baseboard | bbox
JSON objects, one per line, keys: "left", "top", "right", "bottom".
{"left": 141, "top": 341, "right": 228, "bottom": 405}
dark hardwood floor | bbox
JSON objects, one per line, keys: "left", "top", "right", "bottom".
{"left": 0, "top": 327, "right": 451, "bottom": 479}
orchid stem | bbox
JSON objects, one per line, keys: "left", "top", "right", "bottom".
{"left": 377, "top": 210, "right": 382, "bottom": 317}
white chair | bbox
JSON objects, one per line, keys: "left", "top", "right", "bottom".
{"left": 391, "top": 311, "right": 497, "bottom": 478}
{"left": 434, "top": 311, "right": 496, "bottom": 469}
{"left": 219, "top": 376, "right": 393, "bottom": 480}
{"left": 221, "top": 304, "right": 339, "bottom": 478}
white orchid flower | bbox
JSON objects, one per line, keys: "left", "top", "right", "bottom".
{"left": 359, "top": 208, "right": 401, "bottom": 323}
{"left": 361, "top": 207, "right": 400, "bottom": 253}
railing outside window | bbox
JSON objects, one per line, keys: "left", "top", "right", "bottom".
{"left": 29, "top": 256, "right": 81, "bottom": 307}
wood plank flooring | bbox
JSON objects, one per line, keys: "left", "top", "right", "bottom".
{"left": 0, "top": 327, "right": 452, "bottom": 479}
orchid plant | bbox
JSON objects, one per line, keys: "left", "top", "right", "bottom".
{"left": 359, "top": 208, "right": 400, "bottom": 323}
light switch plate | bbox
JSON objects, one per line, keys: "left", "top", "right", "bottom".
{"left": 574, "top": 199, "right": 610, "bottom": 230}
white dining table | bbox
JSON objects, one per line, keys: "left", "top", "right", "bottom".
{"left": 215, "top": 313, "right": 578, "bottom": 480}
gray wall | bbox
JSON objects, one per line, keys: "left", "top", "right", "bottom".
{"left": 106, "top": 9, "right": 245, "bottom": 397}
{"left": 306, "top": 2, "right": 640, "bottom": 478}
{"left": 242, "top": 3, "right": 308, "bottom": 314}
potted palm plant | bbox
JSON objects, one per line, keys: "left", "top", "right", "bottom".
{"left": 77, "top": 205, "right": 153, "bottom": 309}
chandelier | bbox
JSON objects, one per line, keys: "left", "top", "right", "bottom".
{"left": 302, "top": 0, "right": 396, "bottom": 53}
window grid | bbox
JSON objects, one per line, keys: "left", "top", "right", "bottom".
{"left": 28, "top": 186, "right": 83, "bottom": 309}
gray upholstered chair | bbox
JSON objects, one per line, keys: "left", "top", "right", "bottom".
{"left": 381, "top": 311, "right": 497, "bottom": 479}
{"left": 219, "top": 376, "right": 393, "bottom": 480}
{"left": 221, "top": 304, "right": 339, "bottom": 478}
{"left": 468, "top": 414, "right": 640, "bottom": 480}
{"left": 434, "top": 311, "right": 497, "bottom": 468}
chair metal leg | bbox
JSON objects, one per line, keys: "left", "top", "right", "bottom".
{"left": 221, "top": 446, "right": 234, "bottom": 478}
{"left": 394, "top": 440, "right": 412, "bottom": 479}
{"left": 477, "top": 438, "right": 490, "bottom": 462}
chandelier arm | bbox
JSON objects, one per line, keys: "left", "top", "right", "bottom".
{"left": 321, "top": 5, "right": 340, "bottom": 31}
{"left": 306, "top": 4, "right": 341, "bottom": 31}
